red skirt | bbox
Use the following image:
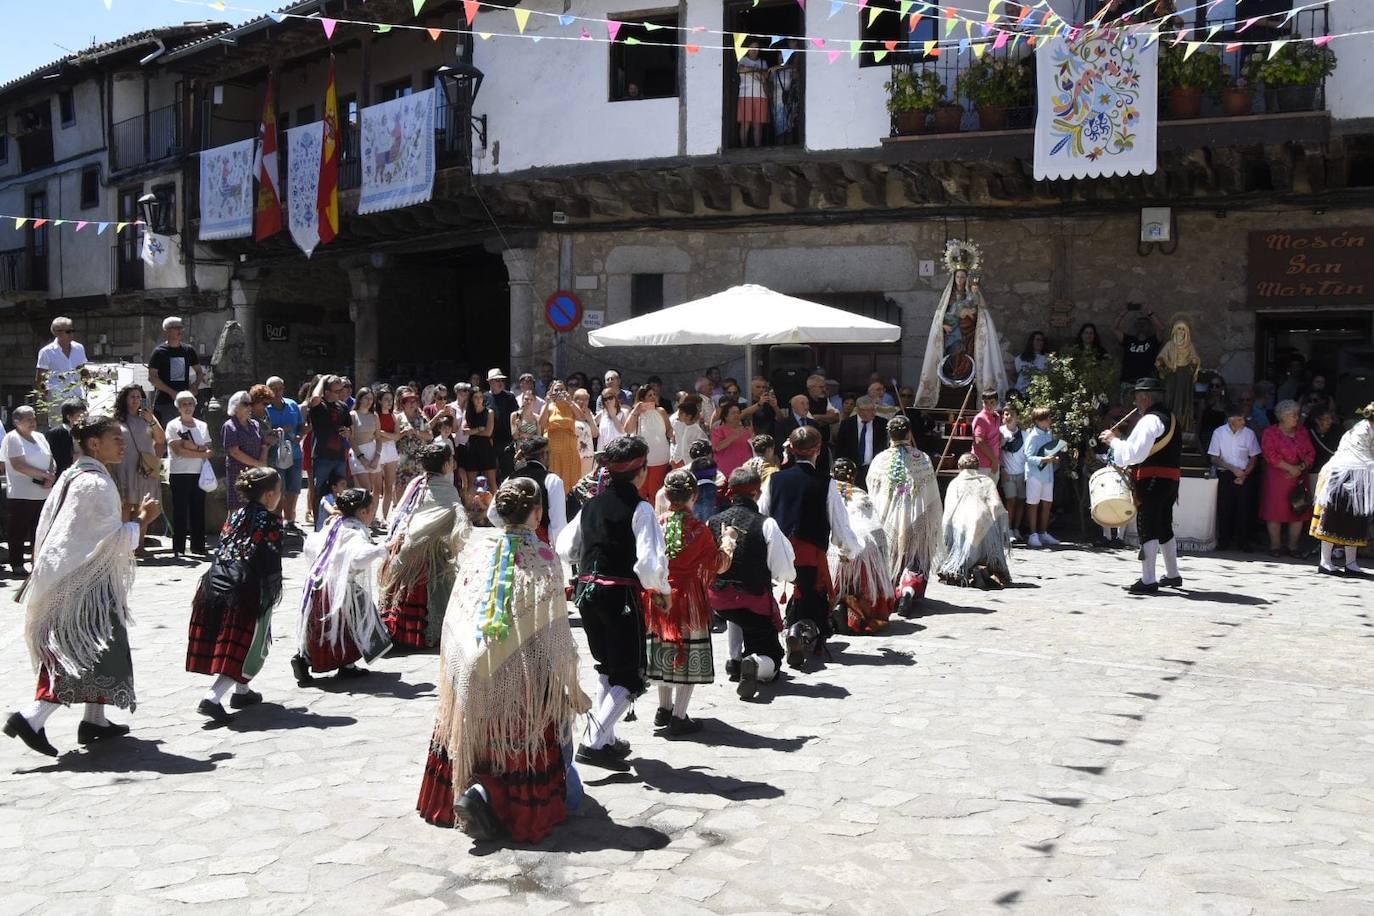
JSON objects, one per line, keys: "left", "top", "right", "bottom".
{"left": 417, "top": 726, "right": 567, "bottom": 843}
{"left": 639, "top": 463, "right": 669, "bottom": 503}
{"left": 303, "top": 591, "right": 363, "bottom": 673}
{"left": 380, "top": 576, "right": 430, "bottom": 648}
{"left": 187, "top": 589, "right": 258, "bottom": 683}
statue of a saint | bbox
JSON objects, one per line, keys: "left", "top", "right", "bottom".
{"left": 917, "top": 240, "right": 1009, "bottom": 407}
{"left": 1155, "top": 318, "right": 1201, "bottom": 433}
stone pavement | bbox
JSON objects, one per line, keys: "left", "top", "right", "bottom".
{"left": 2, "top": 538, "right": 1372, "bottom": 916}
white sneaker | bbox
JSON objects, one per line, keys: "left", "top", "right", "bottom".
{"left": 1027, "top": 533, "right": 1043, "bottom": 548}
{"left": 1040, "top": 532, "right": 1061, "bottom": 547}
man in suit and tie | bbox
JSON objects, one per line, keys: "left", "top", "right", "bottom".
{"left": 777, "top": 393, "right": 831, "bottom": 473}
{"left": 835, "top": 396, "right": 888, "bottom": 490}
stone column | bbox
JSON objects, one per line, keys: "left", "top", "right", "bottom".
{"left": 503, "top": 246, "right": 537, "bottom": 376}
{"left": 229, "top": 270, "right": 263, "bottom": 380}
{"left": 347, "top": 264, "right": 383, "bottom": 386}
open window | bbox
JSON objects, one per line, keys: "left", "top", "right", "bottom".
{"left": 858, "top": 0, "right": 938, "bottom": 68}
{"left": 609, "top": 11, "right": 680, "bottom": 100}
{"left": 723, "top": 0, "right": 805, "bottom": 149}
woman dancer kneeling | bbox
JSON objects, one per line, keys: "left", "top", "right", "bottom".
{"left": 417, "top": 478, "right": 590, "bottom": 843}
{"left": 187, "top": 468, "right": 284, "bottom": 723}
{"left": 293, "top": 488, "right": 391, "bottom": 686}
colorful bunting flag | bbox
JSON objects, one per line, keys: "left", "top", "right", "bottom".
{"left": 1268, "top": 39, "right": 1289, "bottom": 59}
{"left": 608, "top": 21, "right": 622, "bottom": 41}
{"left": 428, "top": 28, "right": 442, "bottom": 40}
{"left": 558, "top": 14, "right": 575, "bottom": 26}
{"left": 464, "top": 0, "right": 479, "bottom": 25}
{"left": 412, "top": 0, "right": 427, "bottom": 13}
{"left": 513, "top": 9, "right": 529, "bottom": 33}
{"left": 320, "top": 17, "right": 337, "bottom": 39}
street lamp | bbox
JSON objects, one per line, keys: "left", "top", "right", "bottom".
{"left": 138, "top": 192, "right": 164, "bottom": 234}
{"left": 436, "top": 63, "right": 488, "bottom": 149}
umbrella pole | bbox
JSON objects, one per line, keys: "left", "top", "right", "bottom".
{"left": 745, "top": 344, "right": 754, "bottom": 386}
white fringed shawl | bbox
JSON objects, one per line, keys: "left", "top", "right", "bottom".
{"left": 1316, "top": 419, "right": 1374, "bottom": 516}
{"left": 22, "top": 457, "right": 139, "bottom": 676}
{"left": 868, "top": 445, "right": 945, "bottom": 581}
{"left": 434, "top": 526, "right": 588, "bottom": 797}
{"left": 828, "top": 482, "right": 895, "bottom": 604}
{"left": 937, "top": 469, "right": 1012, "bottom": 579}
{"left": 297, "top": 517, "right": 389, "bottom": 657}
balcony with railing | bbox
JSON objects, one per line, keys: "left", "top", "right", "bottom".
{"left": 111, "top": 104, "right": 182, "bottom": 172}
{"left": 884, "top": 7, "right": 1331, "bottom": 140}
{"left": 0, "top": 248, "right": 47, "bottom": 294}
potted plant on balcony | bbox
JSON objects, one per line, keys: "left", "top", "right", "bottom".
{"left": 885, "top": 69, "right": 945, "bottom": 135}
{"left": 933, "top": 92, "right": 965, "bottom": 133}
{"left": 1222, "top": 68, "right": 1256, "bottom": 117}
{"left": 956, "top": 57, "right": 1032, "bottom": 131}
{"left": 1253, "top": 42, "right": 1337, "bottom": 112}
{"left": 1159, "top": 45, "right": 1226, "bottom": 119}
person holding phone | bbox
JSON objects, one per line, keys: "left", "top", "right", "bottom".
{"left": 113, "top": 384, "right": 167, "bottom": 535}
{"left": 1114, "top": 303, "right": 1165, "bottom": 405}
{"left": 165, "top": 391, "right": 212, "bottom": 556}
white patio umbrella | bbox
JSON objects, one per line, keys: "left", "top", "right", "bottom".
{"left": 586, "top": 284, "right": 902, "bottom": 378}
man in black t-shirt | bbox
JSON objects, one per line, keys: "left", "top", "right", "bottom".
{"left": 147, "top": 316, "right": 202, "bottom": 424}
{"left": 740, "top": 376, "right": 779, "bottom": 436}
{"left": 487, "top": 368, "right": 519, "bottom": 482}
{"left": 1113, "top": 305, "right": 1165, "bottom": 404}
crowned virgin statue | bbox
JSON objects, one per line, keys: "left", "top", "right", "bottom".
{"left": 916, "top": 240, "right": 1010, "bottom": 408}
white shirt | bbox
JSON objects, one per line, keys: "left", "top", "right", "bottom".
{"left": 758, "top": 515, "right": 797, "bottom": 583}
{"left": 164, "top": 416, "right": 212, "bottom": 475}
{"left": 856, "top": 417, "right": 876, "bottom": 466}
{"left": 556, "top": 499, "right": 671, "bottom": 594}
{"left": 1207, "top": 424, "right": 1262, "bottom": 473}
{"left": 672, "top": 417, "right": 709, "bottom": 465}
{"left": 1, "top": 429, "right": 54, "bottom": 500}
{"left": 35, "top": 339, "right": 88, "bottom": 396}
{"left": 1000, "top": 424, "right": 1027, "bottom": 476}
{"left": 596, "top": 409, "right": 626, "bottom": 445}
{"left": 757, "top": 462, "right": 862, "bottom": 557}
{"left": 1109, "top": 413, "right": 1166, "bottom": 467}
{"left": 486, "top": 471, "right": 568, "bottom": 545}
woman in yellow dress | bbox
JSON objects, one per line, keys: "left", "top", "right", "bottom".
{"left": 539, "top": 381, "right": 593, "bottom": 493}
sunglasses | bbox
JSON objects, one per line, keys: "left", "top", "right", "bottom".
{"left": 56, "top": 328, "right": 75, "bottom": 334}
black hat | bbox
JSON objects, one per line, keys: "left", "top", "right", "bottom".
{"left": 1134, "top": 377, "right": 1165, "bottom": 392}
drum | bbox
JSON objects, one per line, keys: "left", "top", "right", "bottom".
{"left": 1090, "top": 466, "right": 1136, "bottom": 528}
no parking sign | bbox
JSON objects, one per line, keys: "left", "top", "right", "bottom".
{"left": 545, "top": 290, "right": 583, "bottom": 333}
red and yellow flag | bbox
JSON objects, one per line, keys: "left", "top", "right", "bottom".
{"left": 253, "top": 77, "right": 282, "bottom": 241}
{"left": 318, "top": 56, "right": 340, "bottom": 244}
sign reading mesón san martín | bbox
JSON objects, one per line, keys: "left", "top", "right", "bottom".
{"left": 1247, "top": 228, "right": 1373, "bottom": 309}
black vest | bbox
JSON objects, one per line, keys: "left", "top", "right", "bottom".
{"left": 577, "top": 480, "right": 641, "bottom": 579}
{"left": 709, "top": 498, "right": 771, "bottom": 595}
{"left": 1140, "top": 404, "right": 1182, "bottom": 470}
{"left": 765, "top": 462, "right": 830, "bottom": 549}
{"left": 513, "top": 460, "right": 551, "bottom": 526}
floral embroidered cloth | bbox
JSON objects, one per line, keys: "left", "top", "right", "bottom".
{"left": 358, "top": 89, "right": 436, "bottom": 215}
{"left": 1034, "top": 32, "right": 1157, "bottom": 181}
{"left": 286, "top": 122, "right": 324, "bottom": 258}
{"left": 199, "top": 138, "right": 256, "bottom": 240}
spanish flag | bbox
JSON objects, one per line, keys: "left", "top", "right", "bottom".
{"left": 253, "top": 77, "right": 282, "bottom": 241}
{"left": 318, "top": 56, "right": 340, "bottom": 244}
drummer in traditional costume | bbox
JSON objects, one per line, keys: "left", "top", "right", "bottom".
{"left": 417, "top": 478, "right": 591, "bottom": 843}
{"left": 489, "top": 435, "right": 566, "bottom": 545}
{"left": 867, "top": 416, "right": 943, "bottom": 614}
{"left": 555, "top": 435, "right": 670, "bottom": 770}
{"left": 5, "top": 417, "right": 161, "bottom": 757}
{"left": 915, "top": 240, "right": 1009, "bottom": 408}
{"left": 708, "top": 465, "right": 795, "bottom": 701}
{"left": 292, "top": 488, "right": 390, "bottom": 687}
{"left": 828, "top": 459, "right": 896, "bottom": 635}
{"left": 1311, "top": 404, "right": 1374, "bottom": 576}
{"left": 937, "top": 453, "right": 1013, "bottom": 589}
{"left": 648, "top": 470, "right": 733, "bottom": 736}
{"left": 759, "top": 426, "right": 860, "bottom": 670}
{"left": 1101, "top": 377, "right": 1183, "bottom": 594}
{"left": 379, "top": 442, "right": 471, "bottom": 648}
{"left": 187, "top": 468, "right": 285, "bottom": 723}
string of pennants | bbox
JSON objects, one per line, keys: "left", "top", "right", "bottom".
{"left": 118, "top": 0, "right": 1354, "bottom": 63}
{"left": 2, "top": 215, "right": 142, "bottom": 234}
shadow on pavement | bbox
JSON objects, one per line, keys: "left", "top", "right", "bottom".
{"left": 19, "top": 738, "right": 231, "bottom": 775}
{"left": 900, "top": 598, "right": 998, "bottom": 618}
{"left": 681, "top": 719, "right": 816, "bottom": 753}
{"left": 631, "top": 757, "right": 785, "bottom": 801}
{"left": 310, "top": 671, "right": 436, "bottom": 700}
{"left": 828, "top": 647, "right": 918, "bottom": 668}
{"left": 766, "top": 679, "right": 850, "bottom": 701}
{"left": 223, "top": 703, "right": 357, "bottom": 732}
{"left": 1176, "top": 590, "right": 1270, "bottom": 606}
{"left": 469, "top": 797, "right": 670, "bottom": 856}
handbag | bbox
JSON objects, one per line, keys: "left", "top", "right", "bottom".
{"left": 1289, "top": 480, "right": 1312, "bottom": 516}
{"left": 138, "top": 452, "right": 162, "bottom": 479}
{"left": 273, "top": 440, "right": 295, "bottom": 470}
{"left": 198, "top": 460, "right": 219, "bottom": 493}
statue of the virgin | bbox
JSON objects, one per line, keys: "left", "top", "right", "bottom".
{"left": 1155, "top": 318, "right": 1201, "bottom": 433}
{"left": 916, "top": 240, "right": 1009, "bottom": 408}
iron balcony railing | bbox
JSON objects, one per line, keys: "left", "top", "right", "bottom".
{"left": 111, "top": 104, "right": 182, "bottom": 172}
{"left": 0, "top": 247, "right": 46, "bottom": 294}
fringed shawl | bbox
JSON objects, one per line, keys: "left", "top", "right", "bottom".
{"left": 435, "top": 526, "right": 587, "bottom": 796}
{"left": 647, "top": 511, "right": 719, "bottom": 648}
{"left": 828, "top": 482, "right": 896, "bottom": 605}
{"left": 937, "top": 469, "right": 1012, "bottom": 579}
{"left": 298, "top": 517, "right": 388, "bottom": 657}
{"left": 22, "top": 457, "right": 138, "bottom": 676}
{"left": 868, "top": 445, "right": 945, "bottom": 581}
{"left": 380, "top": 475, "right": 470, "bottom": 597}
{"left": 1316, "top": 420, "right": 1374, "bottom": 516}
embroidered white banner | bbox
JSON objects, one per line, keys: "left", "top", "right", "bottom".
{"left": 198, "top": 138, "right": 256, "bottom": 240}
{"left": 358, "top": 88, "right": 436, "bottom": 216}
{"left": 286, "top": 122, "right": 324, "bottom": 258}
{"left": 1034, "top": 32, "right": 1158, "bottom": 181}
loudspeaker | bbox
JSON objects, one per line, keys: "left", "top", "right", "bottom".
{"left": 768, "top": 345, "right": 814, "bottom": 404}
